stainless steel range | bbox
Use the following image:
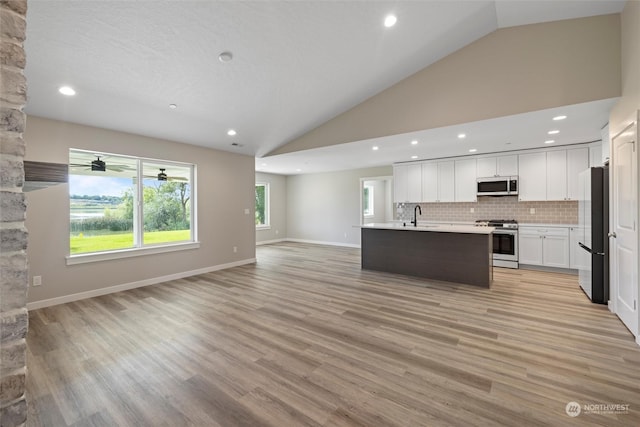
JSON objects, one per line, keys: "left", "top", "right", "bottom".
{"left": 475, "top": 219, "right": 519, "bottom": 269}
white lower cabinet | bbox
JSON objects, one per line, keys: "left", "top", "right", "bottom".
{"left": 519, "top": 227, "right": 570, "bottom": 268}
{"left": 569, "top": 227, "right": 589, "bottom": 270}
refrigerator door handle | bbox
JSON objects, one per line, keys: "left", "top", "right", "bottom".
{"left": 579, "top": 242, "right": 605, "bottom": 256}
{"left": 608, "top": 232, "right": 617, "bottom": 238}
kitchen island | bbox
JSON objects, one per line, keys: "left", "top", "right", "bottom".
{"left": 361, "top": 223, "right": 494, "bottom": 287}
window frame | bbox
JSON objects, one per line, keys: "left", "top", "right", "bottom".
{"left": 66, "top": 149, "right": 198, "bottom": 265}
{"left": 255, "top": 182, "right": 270, "bottom": 230}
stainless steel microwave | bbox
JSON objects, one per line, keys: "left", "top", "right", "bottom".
{"left": 477, "top": 176, "right": 518, "bottom": 196}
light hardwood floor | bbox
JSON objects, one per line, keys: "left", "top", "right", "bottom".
{"left": 26, "top": 242, "right": 640, "bottom": 426}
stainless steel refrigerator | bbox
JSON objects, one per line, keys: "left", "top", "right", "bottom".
{"left": 577, "top": 166, "right": 609, "bottom": 304}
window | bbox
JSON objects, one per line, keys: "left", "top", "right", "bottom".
{"left": 363, "top": 184, "right": 374, "bottom": 217}
{"left": 69, "top": 149, "right": 195, "bottom": 258}
{"left": 255, "top": 183, "right": 270, "bottom": 228}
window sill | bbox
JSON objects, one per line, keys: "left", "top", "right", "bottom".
{"left": 256, "top": 225, "right": 271, "bottom": 231}
{"left": 66, "top": 241, "right": 200, "bottom": 265}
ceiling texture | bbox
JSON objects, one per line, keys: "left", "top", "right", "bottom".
{"left": 24, "top": 1, "right": 626, "bottom": 175}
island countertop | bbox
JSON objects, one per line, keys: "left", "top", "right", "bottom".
{"left": 361, "top": 222, "right": 495, "bottom": 235}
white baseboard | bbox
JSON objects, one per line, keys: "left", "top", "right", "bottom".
{"left": 256, "top": 238, "right": 287, "bottom": 246}
{"left": 285, "top": 238, "right": 360, "bottom": 249}
{"left": 26, "top": 258, "right": 257, "bottom": 310}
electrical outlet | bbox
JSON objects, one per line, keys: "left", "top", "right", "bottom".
{"left": 233, "top": 246, "right": 238, "bottom": 253}
{"left": 244, "top": 208, "right": 250, "bottom": 215}
{"left": 470, "top": 207, "right": 474, "bottom": 213}
{"left": 33, "top": 276, "right": 42, "bottom": 287}
{"left": 344, "top": 232, "right": 348, "bottom": 238}
{"left": 530, "top": 208, "right": 536, "bottom": 214}
{"left": 275, "top": 230, "right": 279, "bottom": 235}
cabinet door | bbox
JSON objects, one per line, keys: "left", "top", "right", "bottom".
{"left": 421, "top": 162, "right": 438, "bottom": 202}
{"left": 542, "top": 230, "right": 570, "bottom": 268}
{"left": 454, "top": 158, "right": 477, "bottom": 202}
{"left": 438, "top": 161, "right": 455, "bottom": 202}
{"left": 496, "top": 155, "right": 518, "bottom": 176}
{"left": 546, "top": 150, "right": 567, "bottom": 201}
{"left": 567, "top": 148, "right": 589, "bottom": 200}
{"left": 519, "top": 230, "right": 543, "bottom": 265}
{"left": 393, "top": 165, "right": 408, "bottom": 203}
{"left": 601, "top": 123, "right": 610, "bottom": 165}
{"left": 476, "top": 157, "right": 497, "bottom": 178}
{"left": 407, "top": 163, "right": 422, "bottom": 202}
{"left": 569, "top": 227, "right": 590, "bottom": 270}
{"left": 518, "top": 152, "right": 547, "bottom": 201}
{"left": 589, "top": 144, "right": 603, "bottom": 167}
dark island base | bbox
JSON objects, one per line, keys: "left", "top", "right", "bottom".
{"left": 361, "top": 228, "right": 493, "bottom": 287}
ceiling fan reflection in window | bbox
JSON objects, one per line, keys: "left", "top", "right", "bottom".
{"left": 144, "top": 168, "right": 188, "bottom": 182}
{"left": 69, "top": 154, "right": 135, "bottom": 173}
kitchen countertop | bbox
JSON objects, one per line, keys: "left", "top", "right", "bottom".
{"left": 361, "top": 222, "right": 495, "bottom": 235}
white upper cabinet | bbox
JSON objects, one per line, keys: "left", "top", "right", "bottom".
{"left": 518, "top": 152, "right": 547, "bottom": 201}
{"left": 519, "top": 148, "right": 588, "bottom": 202}
{"left": 407, "top": 163, "right": 422, "bottom": 202}
{"left": 438, "top": 161, "right": 455, "bottom": 202}
{"left": 476, "top": 155, "right": 517, "bottom": 177}
{"left": 421, "top": 161, "right": 454, "bottom": 203}
{"left": 589, "top": 143, "right": 603, "bottom": 167}
{"left": 421, "top": 162, "right": 438, "bottom": 202}
{"left": 546, "top": 150, "right": 567, "bottom": 201}
{"left": 601, "top": 123, "right": 610, "bottom": 164}
{"left": 394, "top": 163, "right": 422, "bottom": 203}
{"left": 454, "top": 158, "right": 477, "bottom": 202}
{"left": 566, "top": 147, "right": 589, "bottom": 200}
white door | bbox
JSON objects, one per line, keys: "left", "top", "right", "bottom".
{"left": 546, "top": 150, "right": 567, "bottom": 201}
{"left": 611, "top": 120, "right": 638, "bottom": 336}
{"left": 393, "top": 165, "right": 408, "bottom": 203}
{"left": 421, "top": 162, "right": 438, "bottom": 202}
{"left": 518, "top": 152, "right": 547, "bottom": 201}
{"left": 407, "top": 164, "right": 422, "bottom": 202}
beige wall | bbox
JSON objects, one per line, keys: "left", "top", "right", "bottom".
{"left": 286, "top": 166, "right": 391, "bottom": 246}
{"left": 24, "top": 116, "right": 256, "bottom": 305}
{"left": 610, "top": 1, "right": 640, "bottom": 135}
{"left": 272, "top": 14, "right": 621, "bottom": 156}
{"left": 255, "top": 172, "right": 286, "bottom": 243}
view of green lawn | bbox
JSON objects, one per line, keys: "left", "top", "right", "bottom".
{"left": 70, "top": 230, "right": 191, "bottom": 254}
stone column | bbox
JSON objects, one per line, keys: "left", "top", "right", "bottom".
{"left": 0, "top": 0, "right": 29, "bottom": 426}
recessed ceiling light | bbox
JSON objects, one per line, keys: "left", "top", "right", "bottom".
{"left": 169, "top": 104, "right": 177, "bottom": 109}
{"left": 469, "top": 148, "right": 477, "bottom": 153}
{"left": 261, "top": 163, "right": 267, "bottom": 166}
{"left": 458, "top": 133, "right": 466, "bottom": 139}
{"left": 411, "top": 140, "right": 418, "bottom": 145}
{"left": 553, "top": 115, "right": 567, "bottom": 121}
{"left": 296, "top": 168, "right": 302, "bottom": 172}
{"left": 548, "top": 130, "right": 559, "bottom": 135}
{"left": 218, "top": 51, "right": 233, "bottom": 63}
{"left": 384, "top": 14, "right": 397, "bottom": 28}
{"left": 58, "top": 86, "right": 76, "bottom": 96}
{"left": 227, "top": 129, "right": 237, "bottom": 136}
{"left": 545, "top": 140, "right": 555, "bottom": 144}
{"left": 372, "top": 146, "right": 379, "bottom": 151}
{"left": 411, "top": 155, "right": 418, "bottom": 159}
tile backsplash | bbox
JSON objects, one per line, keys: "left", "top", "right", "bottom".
{"left": 396, "top": 196, "right": 578, "bottom": 224}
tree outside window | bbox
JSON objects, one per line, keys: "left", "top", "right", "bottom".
{"left": 69, "top": 149, "right": 195, "bottom": 255}
{"left": 255, "top": 183, "right": 270, "bottom": 228}
{"left": 363, "top": 184, "right": 374, "bottom": 217}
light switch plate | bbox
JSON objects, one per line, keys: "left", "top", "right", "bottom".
{"left": 530, "top": 208, "right": 536, "bottom": 214}
{"left": 244, "top": 208, "right": 250, "bottom": 215}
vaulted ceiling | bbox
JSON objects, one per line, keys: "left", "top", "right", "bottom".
{"left": 25, "top": 1, "right": 625, "bottom": 174}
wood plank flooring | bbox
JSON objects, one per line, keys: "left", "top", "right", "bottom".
{"left": 26, "top": 242, "right": 640, "bottom": 426}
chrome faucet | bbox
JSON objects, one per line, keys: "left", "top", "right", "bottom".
{"left": 412, "top": 204, "right": 422, "bottom": 227}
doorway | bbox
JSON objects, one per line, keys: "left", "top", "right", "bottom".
{"left": 360, "top": 176, "right": 393, "bottom": 225}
